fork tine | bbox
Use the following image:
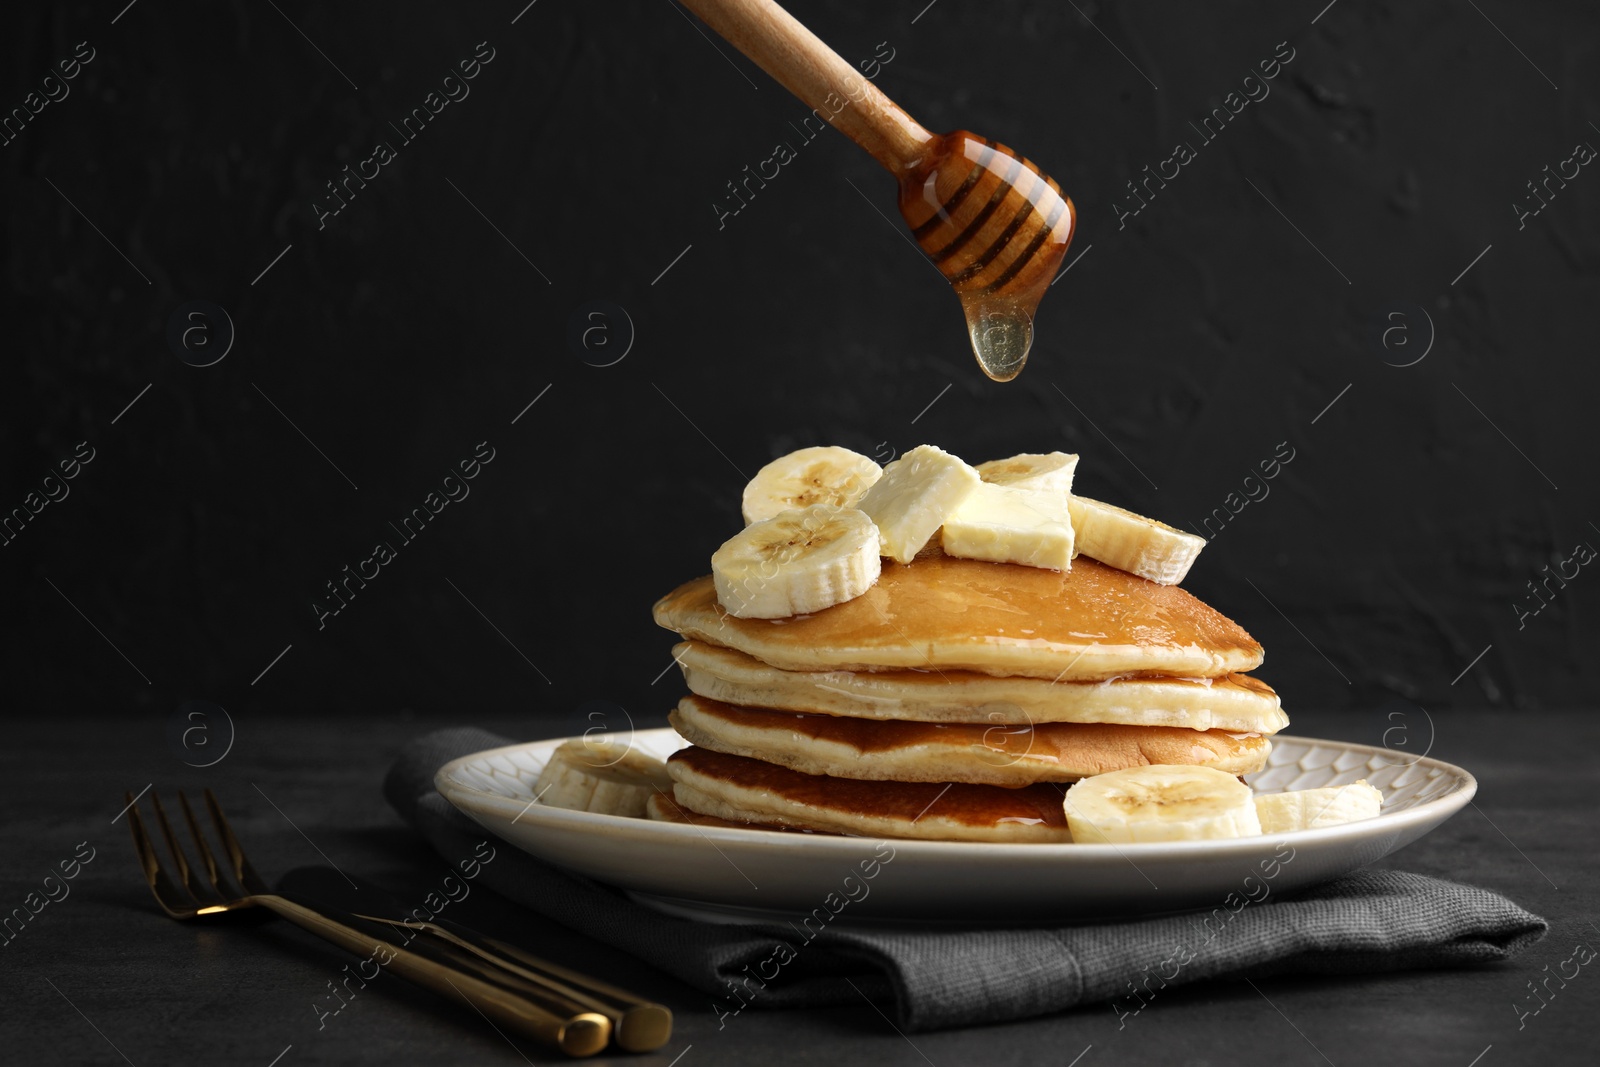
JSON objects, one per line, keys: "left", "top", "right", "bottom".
{"left": 149, "top": 791, "right": 202, "bottom": 904}
{"left": 126, "top": 792, "right": 199, "bottom": 916}
{"left": 125, "top": 792, "right": 161, "bottom": 886}
{"left": 177, "top": 790, "right": 238, "bottom": 900}
{"left": 204, "top": 788, "right": 269, "bottom": 895}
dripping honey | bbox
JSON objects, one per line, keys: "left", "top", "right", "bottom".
{"left": 898, "top": 130, "right": 1075, "bottom": 382}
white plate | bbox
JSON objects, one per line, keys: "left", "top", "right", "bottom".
{"left": 436, "top": 729, "right": 1475, "bottom": 923}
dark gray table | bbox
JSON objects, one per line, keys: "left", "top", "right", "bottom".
{"left": 3, "top": 708, "right": 1594, "bottom": 1066}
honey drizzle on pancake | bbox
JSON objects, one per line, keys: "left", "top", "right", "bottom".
{"left": 671, "top": 747, "right": 1069, "bottom": 828}
{"left": 683, "top": 695, "right": 1264, "bottom": 761}
{"left": 654, "top": 550, "right": 1264, "bottom": 681}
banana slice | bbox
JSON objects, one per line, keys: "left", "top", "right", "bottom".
{"left": 940, "top": 482, "right": 1075, "bottom": 570}
{"left": 1068, "top": 496, "right": 1206, "bottom": 586}
{"left": 712, "top": 505, "right": 881, "bottom": 619}
{"left": 1254, "top": 781, "right": 1383, "bottom": 833}
{"left": 856, "top": 444, "right": 981, "bottom": 565}
{"left": 1063, "top": 764, "right": 1262, "bottom": 843}
{"left": 976, "top": 451, "right": 1079, "bottom": 493}
{"left": 534, "top": 737, "right": 674, "bottom": 817}
{"left": 741, "top": 446, "right": 883, "bottom": 525}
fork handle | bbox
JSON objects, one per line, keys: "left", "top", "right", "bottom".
{"left": 258, "top": 895, "right": 611, "bottom": 1057}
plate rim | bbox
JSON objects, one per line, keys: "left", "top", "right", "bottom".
{"left": 435, "top": 728, "right": 1478, "bottom": 859}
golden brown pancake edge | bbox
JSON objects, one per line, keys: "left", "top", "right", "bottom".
{"left": 667, "top": 745, "right": 1075, "bottom": 842}
{"left": 652, "top": 554, "right": 1263, "bottom": 681}
{"left": 669, "top": 694, "right": 1272, "bottom": 788}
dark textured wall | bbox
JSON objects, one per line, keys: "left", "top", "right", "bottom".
{"left": 4, "top": 0, "right": 1597, "bottom": 745}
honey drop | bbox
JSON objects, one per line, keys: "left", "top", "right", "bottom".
{"left": 960, "top": 294, "right": 1035, "bottom": 383}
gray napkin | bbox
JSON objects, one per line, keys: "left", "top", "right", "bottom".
{"left": 385, "top": 727, "right": 1547, "bottom": 1032}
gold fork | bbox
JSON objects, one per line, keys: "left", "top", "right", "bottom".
{"left": 125, "top": 788, "right": 611, "bottom": 1057}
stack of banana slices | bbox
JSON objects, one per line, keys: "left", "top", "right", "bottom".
{"left": 541, "top": 445, "right": 1384, "bottom": 843}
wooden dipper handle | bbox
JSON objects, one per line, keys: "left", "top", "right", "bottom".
{"left": 677, "top": 0, "right": 934, "bottom": 174}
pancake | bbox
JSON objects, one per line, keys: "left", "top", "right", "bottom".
{"left": 653, "top": 551, "right": 1263, "bottom": 681}
{"left": 669, "top": 695, "right": 1272, "bottom": 788}
{"left": 645, "top": 790, "right": 813, "bottom": 832}
{"left": 667, "top": 745, "right": 1074, "bottom": 842}
{"left": 673, "top": 640, "right": 1287, "bottom": 733}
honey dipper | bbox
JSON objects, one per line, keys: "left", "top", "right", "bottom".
{"left": 679, "top": 0, "right": 1076, "bottom": 381}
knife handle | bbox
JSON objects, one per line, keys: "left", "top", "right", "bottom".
{"left": 258, "top": 894, "right": 612, "bottom": 1056}
{"left": 365, "top": 913, "right": 673, "bottom": 1053}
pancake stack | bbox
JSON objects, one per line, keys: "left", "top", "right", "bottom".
{"left": 646, "top": 445, "right": 1290, "bottom": 843}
